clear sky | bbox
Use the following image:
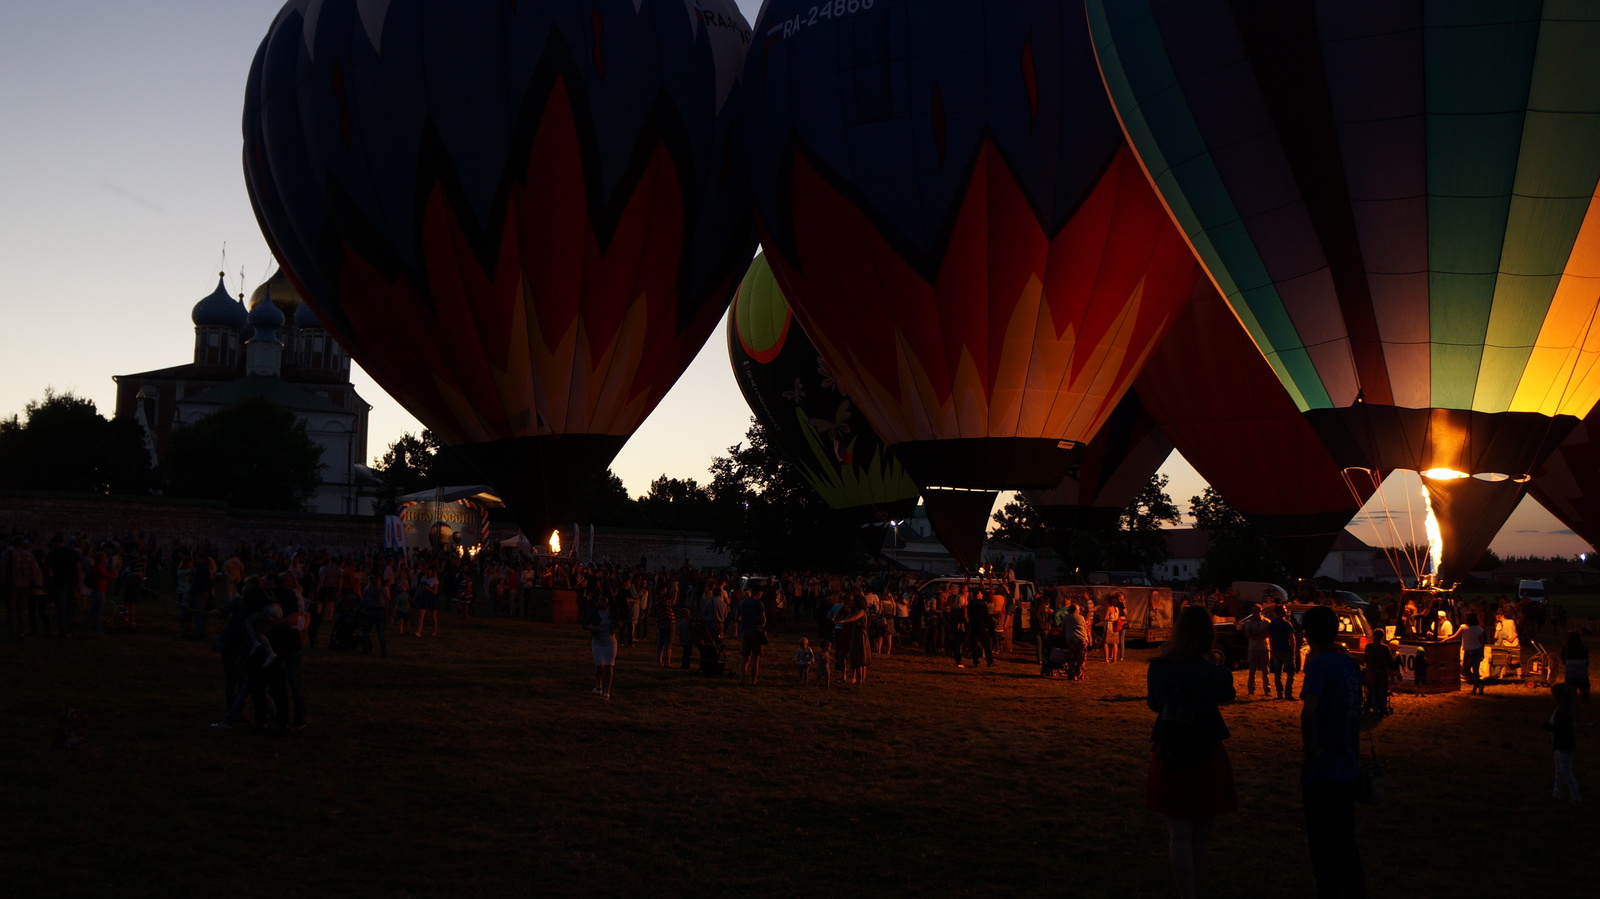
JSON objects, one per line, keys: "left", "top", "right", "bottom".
{"left": 0, "top": 0, "right": 1586, "bottom": 562}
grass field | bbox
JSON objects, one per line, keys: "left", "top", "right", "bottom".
{"left": 2, "top": 596, "right": 1592, "bottom": 898}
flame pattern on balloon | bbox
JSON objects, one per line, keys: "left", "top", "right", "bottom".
{"left": 745, "top": 0, "right": 1197, "bottom": 493}
{"left": 243, "top": 1, "right": 756, "bottom": 530}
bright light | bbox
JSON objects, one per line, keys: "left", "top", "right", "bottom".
{"left": 548, "top": 529, "right": 561, "bottom": 555}
{"left": 1421, "top": 484, "right": 1444, "bottom": 581}
{"left": 1421, "top": 468, "right": 1469, "bottom": 481}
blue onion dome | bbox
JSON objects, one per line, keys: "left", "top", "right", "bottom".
{"left": 246, "top": 291, "right": 286, "bottom": 343}
{"left": 248, "top": 267, "right": 302, "bottom": 319}
{"left": 191, "top": 272, "right": 248, "bottom": 329}
{"left": 294, "top": 298, "right": 323, "bottom": 329}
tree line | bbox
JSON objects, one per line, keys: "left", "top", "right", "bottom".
{"left": 0, "top": 389, "right": 321, "bottom": 511}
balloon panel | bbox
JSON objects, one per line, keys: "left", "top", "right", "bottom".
{"left": 728, "top": 254, "right": 920, "bottom": 522}
{"left": 1136, "top": 278, "right": 1371, "bottom": 520}
{"left": 1089, "top": 0, "right": 1600, "bottom": 423}
{"left": 746, "top": 0, "right": 1196, "bottom": 491}
{"left": 243, "top": 0, "right": 756, "bottom": 451}
{"left": 1529, "top": 414, "right": 1600, "bottom": 550}
{"left": 1135, "top": 277, "right": 1373, "bottom": 578}
{"left": 1019, "top": 389, "right": 1173, "bottom": 527}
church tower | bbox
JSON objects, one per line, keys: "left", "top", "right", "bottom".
{"left": 190, "top": 272, "right": 247, "bottom": 367}
{"left": 244, "top": 291, "right": 286, "bottom": 377}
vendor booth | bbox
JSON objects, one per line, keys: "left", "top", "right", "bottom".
{"left": 396, "top": 486, "right": 501, "bottom": 553}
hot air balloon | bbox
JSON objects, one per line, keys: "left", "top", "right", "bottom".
{"left": 1019, "top": 390, "right": 1172, "bottom": 540}
{"left": 729, "top": 254, "right": 921, "bottom": 532}
{"left": 1528, "top": 412, "right": 1600, "bottom": 551}
{"left": 744, "top": 0, "right": 1198, "bottom": 568}
{"left": 242, "top": 0, "right": 757, "bottom": 537}
{"left": 1135, "top": 279, "right": 1378, "bottom": 580}
{"left": 1089, "top": 0, "right": 1600, "bottom": 584}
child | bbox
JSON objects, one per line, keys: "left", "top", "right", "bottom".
{"left": 814, "top": 641, "right": 832, "bottom": 689}
{"left": 1547, "top": 683, "right": 1581, "bottom": 805}
{"left": 392, "top": 586, "right": 411, "bottom": 636}
{"left": 794, "top": 637, "right": 814, "bottom": 682}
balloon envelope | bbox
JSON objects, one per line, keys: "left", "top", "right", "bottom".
{"left": 1528, "top": 412, "right": 1600, "bottom": 551}
{"left": 728, "top": 254, "right": 920, "bottom": 524}
{"left": 1020, "top": 390, "right": 1173, "bottom": 535}
{"left": 1135, "top": 279, "right": 1376, "bottom": 579}
{"left": 243, "top": 0, "right": 756, "bottom": 534}
{"left": 1089, "top": 0, "right": 1600, "bottom": 480}
{"left": 745, "top": 0, "right": 1198, "bottom": 495}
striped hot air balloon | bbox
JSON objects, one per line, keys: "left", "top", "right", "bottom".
{"left": 1090, "top": 0, "right": 1600, "bottom": 583}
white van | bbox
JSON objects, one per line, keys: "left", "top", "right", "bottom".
{"left": 1230, "top": 581, "right": 1289, "bottom": 606}
{"left": 1517, "top": 579, "right": 1547, "bottom": 602}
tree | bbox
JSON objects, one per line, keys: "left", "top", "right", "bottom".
{"left": 708, "top": 419, "right": 871, "bottom": 572}
{"left": 374, "top": 430, "right": 518, "bottom": 514}
{"left": 637, "top": 475, "right": 714, "bottom": 530}
{"left": 570, "top": 469, "right": 641, "bottom": 527}
{"left": 1103, "top": 474, "right": 1182, "bottom": 573}
{"left": 1189, "top": 487, "right": 1285, "bottom": 586}
{"left": 0, "top": 388, "right": 151, "bottom": 494}
{"left": 990, "top": 494, "right": 1050, "bottom": 547}
{"left": 163, "top": 396, "right": 322, "bottom": 511}
{"left": 371, "top": 430, "right": 484, "bottom": 515}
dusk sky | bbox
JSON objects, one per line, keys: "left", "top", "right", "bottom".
{"left": 0, "top": 0, "right": 1586, "bottom": 561}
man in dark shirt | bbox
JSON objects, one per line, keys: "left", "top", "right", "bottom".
{"left": 44, "top": 535, "right": 81, "bottom": 637}
{"left": 1267, "top": 605, "right": 1299, "bottom": 700}
{"left": 736, "top": 589, "right": 767, "bottom": 686}
{"left": 1300, "top": 605, "right": 1366, "bottom": 898}
{"left": 360, "top": 580, "right": 389, "bottom": 657}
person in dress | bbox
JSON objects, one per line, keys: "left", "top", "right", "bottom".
{"left": 1146, "top": 605, "right": 1237, "bottom": 899}
{"left": 584, "top": 597, "right": 618, "bottom": 701}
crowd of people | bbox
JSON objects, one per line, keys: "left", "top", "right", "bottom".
{"left": 6, "top": 527, "right": 1588, "bottom": 898}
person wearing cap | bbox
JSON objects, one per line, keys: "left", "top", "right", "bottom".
{"left": 1434, "top": 609, "right": 1456, "bottom": 641}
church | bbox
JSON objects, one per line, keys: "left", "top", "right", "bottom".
{"left": 113, "top": 270, "right": 377, "bottom": 515}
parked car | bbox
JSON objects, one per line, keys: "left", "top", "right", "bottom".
{"left": 1287, "top": 602, "right": 1373, "bottom": 662}
{"left": 1517, "top": 579, "right": 1547, "bottom": 602}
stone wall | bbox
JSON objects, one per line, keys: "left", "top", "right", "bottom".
{"left": 0, "top": 489, "right": 382, "bottom": 551}
{"left": 559, "top": 525, "right": 730, "bottom": 570}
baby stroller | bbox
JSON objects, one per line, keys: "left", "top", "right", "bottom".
{"left": 1040, "top": 629, "right": 1086, "bottom": 679}
{"left": 696, "top": 631, "right": 728, "bottom": 676}
{"left": 328, "top": 607, "right": 363, "bottom": 651}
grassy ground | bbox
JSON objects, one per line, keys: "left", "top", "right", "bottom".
{"left": 2, "top": 596, "right": 1593, "bottom": 898}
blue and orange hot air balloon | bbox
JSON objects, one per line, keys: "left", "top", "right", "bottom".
{"left": 744, "top": 0, "right": 1198, "bottom": 567}
{"left": 242, "top": 0, "right": 756, "bottom": 536}
{"left": 1090, "top": 0, "right": 1600, "bottom": 583}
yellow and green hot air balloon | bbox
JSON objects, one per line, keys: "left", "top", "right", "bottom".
{"left": 728, "top": 255, "right": 920, "bottom": 527}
